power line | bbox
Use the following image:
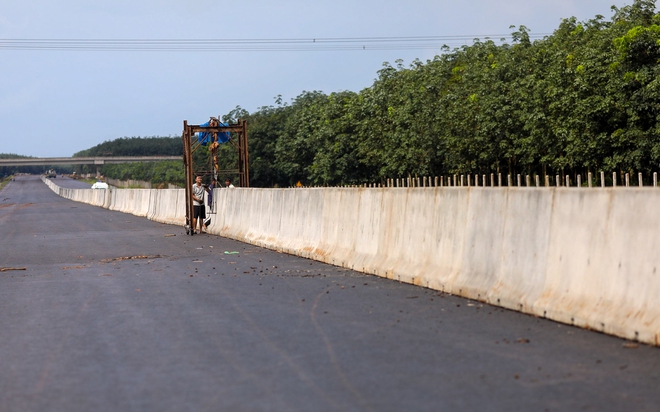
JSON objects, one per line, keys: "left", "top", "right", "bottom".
{"left": 0, "top": 34, "right": 552, "bottom": 52}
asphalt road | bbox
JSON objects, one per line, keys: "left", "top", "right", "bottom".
{"left": 1, "top": 175, "right": 659, "bottom": 412}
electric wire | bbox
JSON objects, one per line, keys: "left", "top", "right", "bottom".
{"left": 0, "top": 34, "right": 552, "bottom": 52}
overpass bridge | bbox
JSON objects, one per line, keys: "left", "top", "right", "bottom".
{"left": 0, "top": 156, "right": 181, "bottom": 167}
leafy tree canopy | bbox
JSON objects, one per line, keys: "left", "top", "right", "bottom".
{"left": 77, "top": 0, "right": 660, "bottom": 187}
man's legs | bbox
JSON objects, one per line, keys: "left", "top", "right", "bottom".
{"left": 199, "top": 207, "right": 206, "bottom": 233}
{"left": 193, "top": 206, "right": 199, "bottom": 234}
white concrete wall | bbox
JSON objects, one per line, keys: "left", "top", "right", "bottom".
{"left": 106, "top": 178, "right": 180, "bottom": 189}
{"left": 42, "top": 177, "right": 660, "bottom": 346}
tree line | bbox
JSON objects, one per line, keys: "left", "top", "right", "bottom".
{"left": 15, "top": 1, "right": 659, "bottom": 188}
{"left": 238, "top": 0, "right": 660, "bottom": 187}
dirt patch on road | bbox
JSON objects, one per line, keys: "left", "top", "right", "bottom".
{"left": 0, "top": 267, "right": 27, "bottom": 272}
{"left": 100, "top": 255, "right": 163, "bottom": 263}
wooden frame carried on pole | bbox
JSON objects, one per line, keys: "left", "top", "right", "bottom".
{"left": 181, "top": 119, "right": 248, "bottom": 235}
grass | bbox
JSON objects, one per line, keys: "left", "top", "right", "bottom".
{"left": 0, "top": 175, "right": 14, "bottom": 191}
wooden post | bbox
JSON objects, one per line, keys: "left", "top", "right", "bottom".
{"left": 588, "top": 172, "right": 592, "bottom": 188}
{"left": 517, "top": 174, "right": 521, "bottom": 187}
{"left": 654, "top": 172, "right": 658, "bottom": 187}
{"left": 545, "top": 175, "right": 550, "bottom": 187}
{"left": 498, "top": 173, "right": 502, "bottom": 187}
{"left": 613, "top": 172, "right": 617, "bottom": 187}
{"left": 639, "top": 172, "right": 643, "bottom": 187}
{"left": 507, "top": 175, "right": 512, "bottom": 187}
{"left": 565, "top": 175, "right": 570, "bottom": 187}
{"left": 601, "top": 171, "right": 605, "bottom": 188}
{"left": 625, "top": 173, "right": 629, "bottom": 187}
{"left": 577, "top": 175, "right": 582, "bottom": 187}
{"left": 525, "top": 175, "right": 531, "bottom": 187}
{"left": 535, "top": 175, "right": 540, "bottom": 187}
{"left": 182, "top": 121, "right": 194, "bottom": 235}
{"left": 556, "top": 175, "right": 560, "bottom": 187}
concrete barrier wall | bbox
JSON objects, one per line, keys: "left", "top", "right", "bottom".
{"left": 106, "top": 178, "right": 180, "bottom": 189}
{"left": 148, "top": 189, "right": 186, "bottom": 226}
{"left": 108, "top": 188, "right": 151, "bottom": 217}
{"left": 42, "top": 176, "right": 660, "bottom": 346}
{"left": 209, "top": 187, "right": 660, "bottom": 346}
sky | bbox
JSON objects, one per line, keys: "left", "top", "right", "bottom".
{"left": 0, "top": 0, "right": 632, "bottom": 157}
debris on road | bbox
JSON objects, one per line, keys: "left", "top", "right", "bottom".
{"left": 100, "top": 255, "right": 163, "bottom": 263}
{"left": 0, "top": 267, "right": 26, "bottom": 272}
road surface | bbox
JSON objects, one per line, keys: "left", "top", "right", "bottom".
{"left": 0, "top": 175, "right": 658, "bottom": 411}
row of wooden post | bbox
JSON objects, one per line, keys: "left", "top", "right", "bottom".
{"left": 376, "top": 172, "right": 660, "bottom": 189}
{"left": 294, "top": 172, "right": 660, "bottom": 189}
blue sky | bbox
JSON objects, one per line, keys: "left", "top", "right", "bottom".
{"left": 0, "top": 0, "right": 629, "bottom": 157}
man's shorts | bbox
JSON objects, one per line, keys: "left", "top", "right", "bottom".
{"left": 194, "top": 205, "right": 206, "bottom": 219}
